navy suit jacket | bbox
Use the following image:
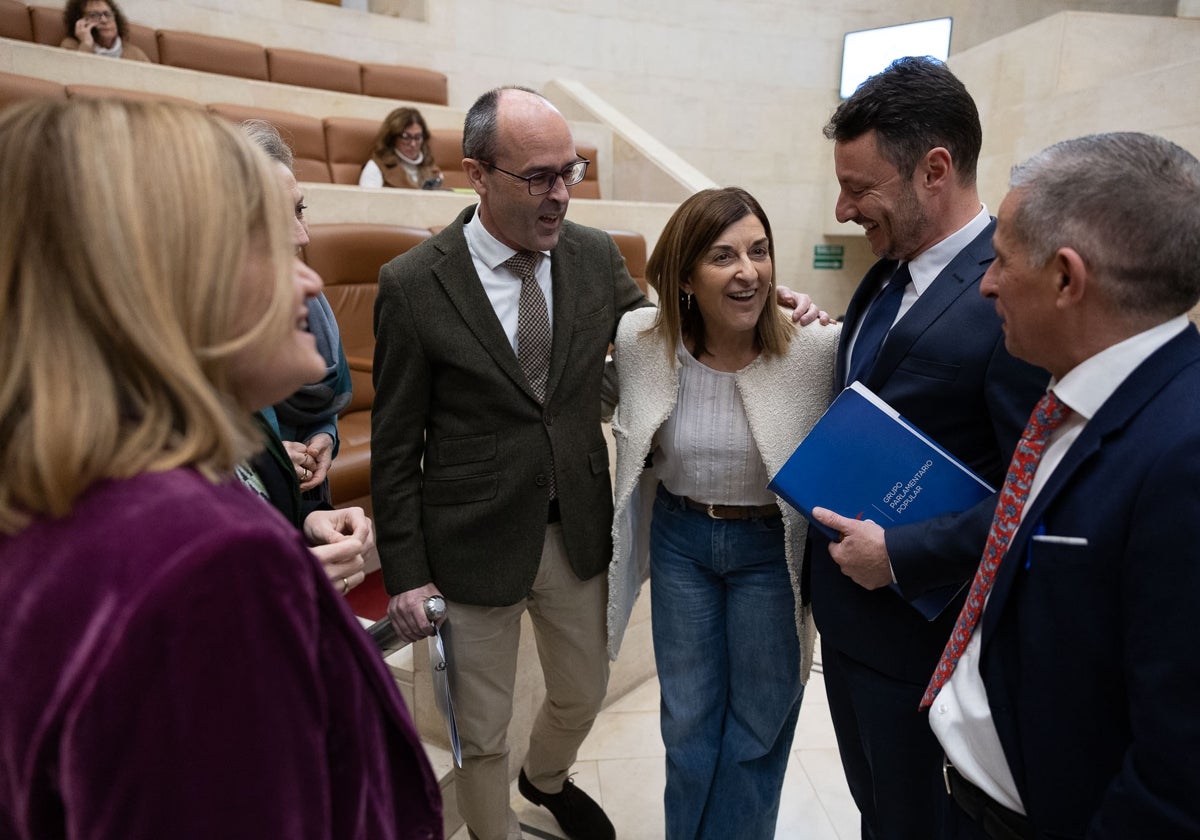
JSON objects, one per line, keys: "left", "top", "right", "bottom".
{"left": 810, "top": 221, "right": 1049, "bottom": 682}
{"left": 979, "top": 324, "right": 1200, "bottom": 838}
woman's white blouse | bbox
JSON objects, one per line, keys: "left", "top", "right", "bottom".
{"left": 653, "top": 345, "right": 776, "bottom": 507}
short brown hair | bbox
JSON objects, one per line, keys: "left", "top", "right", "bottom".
{"left": 372, "top": 106, "right": 435, "bottom": 167}
{"left": 645, "top": 187, "right": 792, "bottom": 364}
{"left": 63, "top": 0, "right": 131, "bottom": 40}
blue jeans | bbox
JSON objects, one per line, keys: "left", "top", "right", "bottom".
{"left": 650, "top": 485, "right": 804, "bottom": 840}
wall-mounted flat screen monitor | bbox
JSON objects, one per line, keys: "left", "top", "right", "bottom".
{"left": 839, "top": 17, "right": 953, "bottom": 99}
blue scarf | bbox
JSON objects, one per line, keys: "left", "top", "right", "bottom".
{"left": 273, "top": 292, "right": 352, "bottom": 431}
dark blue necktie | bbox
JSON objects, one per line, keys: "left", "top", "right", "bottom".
{"left": 846, "top": 262, "right": 911, "bottom": 386}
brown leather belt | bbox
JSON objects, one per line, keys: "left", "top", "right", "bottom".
{"left": 678, "top": 494, "right": 780, "bottom": 521}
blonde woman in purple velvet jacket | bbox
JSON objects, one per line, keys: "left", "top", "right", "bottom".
{"left": 0, "top": 98, "right": 440, "bottom": 839}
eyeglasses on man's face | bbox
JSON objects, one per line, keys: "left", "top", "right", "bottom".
{"left": 480, "top": 158, "right": 590, "bottom": 196}
{"left": 85, "top": 9, "right": 115, "bottom": 20}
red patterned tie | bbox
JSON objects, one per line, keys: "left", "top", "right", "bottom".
{"left": 920, "top": 392, "right": 1071, "bottom": 709}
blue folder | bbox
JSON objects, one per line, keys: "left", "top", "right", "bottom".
{"left": 768, "top": 382, "right": 994, "bottom": 620}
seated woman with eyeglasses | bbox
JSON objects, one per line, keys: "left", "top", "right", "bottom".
{"left": 359, "top": 106, "right": 443, "bottom": 190}
{"left": 60, "top": 0, "right": 149, "bottom": 61}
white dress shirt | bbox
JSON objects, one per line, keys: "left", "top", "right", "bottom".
{"left": 463, "top": 210, "right": 553, "bottom": 353}
{"left": 845, "top": 205, "right": 990, "bottom": 365}
{"left": 930, "top": 315, "right": 1191, "bottom": 813}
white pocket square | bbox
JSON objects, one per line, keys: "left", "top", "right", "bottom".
{"left": 1030, "top": 534, "right": 1088, "bottom": 547}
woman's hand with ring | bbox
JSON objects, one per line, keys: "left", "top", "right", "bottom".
{"left": 283, "top": 439, "right": 315, "bottom": 485}
{"left": 300, "top": 433, "right": 335, "bottom": 490}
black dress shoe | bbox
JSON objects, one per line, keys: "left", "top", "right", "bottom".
{"left": 518, "top": 768, "right": 615, "bottom": 840}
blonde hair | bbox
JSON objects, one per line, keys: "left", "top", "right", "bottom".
{"left": 646, "top": 187, "right": 792, "bottom": 364}
{"left": 0, "top": 98, "right": 295, "bottom": 532}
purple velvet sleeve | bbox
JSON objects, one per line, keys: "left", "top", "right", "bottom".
{"left": 61, "top": 529, "right": 333, "bottom": 839}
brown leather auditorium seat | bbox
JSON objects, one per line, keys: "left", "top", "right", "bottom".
{"left": 606, "top": 230, "right": 648, "bottom": 295}
{"left": 0, "top": 69, "right": 66, "bottom": 109}
{"left": 360, "top": 61, "right": 447, "bottom": 105}
{"left": 0, "top": 0, "right": 32, "bottom": 41}
{"left": 302, "top": 223, "right": 432, "bottom": 509}
{"left": 323, "top": 115, "right": 378, "bottom": 185}
{"left": 156, "top": 29, "right": 269, "bottom": 81}
{"left": 267, "top": 47, "right": 360, "bottom": 95}
{"left": 208, "top": 102, "right": 331, "bottom": 183}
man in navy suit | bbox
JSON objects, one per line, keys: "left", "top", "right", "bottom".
{"left": 807, "top": 57, "right": 1047, "bottom": 839}
{"left": 928, "top": 132, "right": 1200, "bottom": 838}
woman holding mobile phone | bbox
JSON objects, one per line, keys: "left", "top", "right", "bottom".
{"left": 60, "top": 0, "right": 149, "bottom": 61}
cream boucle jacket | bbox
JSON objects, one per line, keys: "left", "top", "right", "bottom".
{"left": 606, "top": 307, "right": 840, "bottom": 682}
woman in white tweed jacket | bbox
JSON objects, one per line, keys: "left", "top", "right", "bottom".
{"left": 606, "top": 188, "right": 839, "bottom": 839}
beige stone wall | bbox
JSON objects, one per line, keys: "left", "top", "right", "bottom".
{"left": 953, "top": 12, "right": 1200, "bottom": 212}
{"left": 88, "top": 1, "right": 1200, "bottom": 312}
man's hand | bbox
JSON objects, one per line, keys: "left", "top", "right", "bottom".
{"left": 387, "top": 584, "right": 445, "bottom": 644}
{"left": 776, "top": 286, "right": 834, "bottom": 326}
{"left": 812, "top": 507, "right": 894, "bottom": 590}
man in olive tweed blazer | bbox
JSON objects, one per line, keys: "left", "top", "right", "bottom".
{"left": 371, "top": 87, "right": 646, "bottom": 840}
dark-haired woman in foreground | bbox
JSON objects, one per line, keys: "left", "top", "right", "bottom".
{"left": 607, "top": 187, "right": 838, "bottom": 838}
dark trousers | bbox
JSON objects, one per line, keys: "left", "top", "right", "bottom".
{"left": 822, "top": 640, "right": 952, "bottom": 840}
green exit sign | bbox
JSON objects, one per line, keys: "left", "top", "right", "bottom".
{"left": 813, "top": 244, "right": 844, "bottom": 270}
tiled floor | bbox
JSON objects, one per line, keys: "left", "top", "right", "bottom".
{"left": 448, "top": 664, "right": 860, "bottom": 839}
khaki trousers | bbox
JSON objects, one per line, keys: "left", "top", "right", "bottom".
{"left": 445, "top": 522, "right": 611, "bottom": 840}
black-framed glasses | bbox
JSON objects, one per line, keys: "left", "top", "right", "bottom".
{"left": 398, "top": 132, "right": 424, "bottom": 143}
{"left": 85, "top": 9, "right": 114, "bottom": 20}
{"left": 480, "top": 158, "right": 589, "bottom": 196}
